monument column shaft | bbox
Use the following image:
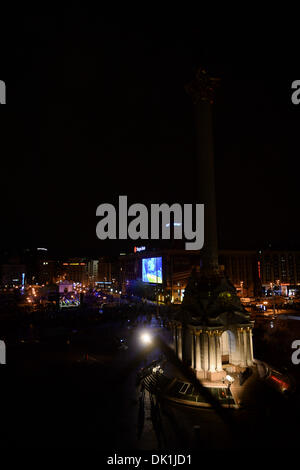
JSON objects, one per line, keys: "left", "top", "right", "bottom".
{"left": 208, "top": 333, "right": 216, "bottom": 372}
{"left": 173, "top": 325, "right": 177, "bottom": 354}
{"left": 195, "top": 101, "right": 219, "bottom": 271}
{"left": 216, "top": 334, "right": 223, "bottom": 371}
{"left": 195, "top": 334, "right": 202, "bottom": 371}
{"left": 177, "top": 327, "right": 183, "bottom": 361}
{"left": 249, "top": 329, "right": 254, "bottom": 363}
{"left": 202, "top": 334, "right": 209, "bottom": 373}
{"left": 243, "top": 330, "right": 249, "bottom": 364}
{"left": 245, "top": 329, "right": 253, "bottom": 366}
{"left": 239, "top": 330, "right": 246, "bottom": 366}
{"left": 191, "top": 333, "right": 195, "bottom": 368}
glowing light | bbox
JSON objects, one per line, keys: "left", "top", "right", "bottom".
{"left": 142, "top": 257, "right": 162, "bottom": 284}
{"left": 225, "top": 375, "right": 235, "bottom": 384}
{"left": 134, "top": 246, "right": 146, "bottom": 253}
{"left": 258, "top": 261, "right": 261, "bottom": 279}
{"left": 269, "top": 374, "right": 289, "bottom": 389}
{"left": 140, "top": 332, "right": 152, "bottom": 344}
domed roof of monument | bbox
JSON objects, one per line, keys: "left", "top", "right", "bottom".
{"left": 177, "top": 269, "right": 250, "bottom": 327}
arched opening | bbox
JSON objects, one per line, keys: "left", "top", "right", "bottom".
{"left": 221, "top": 330, "right": 236, "bottom": 364}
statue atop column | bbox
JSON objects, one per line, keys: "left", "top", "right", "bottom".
{"left": 185, "top": 67, "right": 220, "bottom": 104}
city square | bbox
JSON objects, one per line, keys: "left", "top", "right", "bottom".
{"left": 1, "top": 13, "right": 300, "bottom": 461}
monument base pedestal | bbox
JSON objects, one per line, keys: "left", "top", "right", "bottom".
{"left": 207, "top": 370, "right": 227, "bottom": 382}
{"left": 195, "top": 370, "right": 205, "bottom": 380}
{"left": 195, "top": 369, "right": 227, "bottom": 382}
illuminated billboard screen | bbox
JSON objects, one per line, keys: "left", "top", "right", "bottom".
{"left": 142, "top": 257, "right": 162, "bottom": 284}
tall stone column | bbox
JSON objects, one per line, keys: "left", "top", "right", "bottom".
{"left": 202, "top": 333, "right": 209, "bottom": 374}
{"left": 173, "top": 324, "right": 177, "bottom": 355}
{"left": 185, "top": 68, "right": 220, "bottom": 272}
{"left": 231, "top": 329, "right": 240, "bottom": 365}
{"left": 245, "top": 327, "right": 253, "bottom": 366}
{"left": 249, "top": 328, "right": 254, "bottom": 364}
{"left": 190, "top": 331, "right": 195, "bottom": 369}
{"left": 243, "top": 329, "right": 249, "bottom": 365}
{"left": 238, "top": 328, "right": 246, "bottom": 367}
{"left": 215, "top": 331, "right": 223, "bottom": 372}
{"left": 208, "top": 332, "right": 216, "bottom": 373}
{"left": 177, "top": 324, "right": 183, "bottom": 361}
{"left": 195, "top": 331, "right": 202, "bottom": 372}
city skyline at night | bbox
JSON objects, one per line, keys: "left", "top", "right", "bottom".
{"left": 2, "top": 13, "right": 300, "bottom": 456}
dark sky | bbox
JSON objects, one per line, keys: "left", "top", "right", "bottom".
{"left": 1, "top": 14, "right": 300, "bottom": 257}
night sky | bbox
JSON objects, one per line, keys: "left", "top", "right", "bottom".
{"left": 1, "top": 14, "right": 300, "bottom": 257}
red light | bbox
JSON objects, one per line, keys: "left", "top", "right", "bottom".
{"left": 269, "top": 375, "right": 289, "bottom": 389}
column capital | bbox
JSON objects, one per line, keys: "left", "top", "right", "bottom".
{"left": 206, "top": 330, "right": 215, "bottom": 336}
{"left": 215, "top": 330, "right": 223, "bottom": 337}
{"left": 194, "top": 330, "right": 202, "bottom": 336}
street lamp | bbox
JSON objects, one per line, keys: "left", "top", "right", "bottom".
{"left": 225, "top": 375, "right": 235, "bottom": 408}
{"left": 140, "top": 332, "right": 152, "bottom": 345}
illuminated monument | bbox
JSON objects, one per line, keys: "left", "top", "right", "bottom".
{"left": 171, "top": 69, "right": 254, "bottom": 382}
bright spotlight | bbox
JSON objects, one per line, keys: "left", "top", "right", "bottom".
{"left": 140, "top": 332, "right": 152, "bottom": 345}
{"left": 225, "top": 374, "right": 235, "bottom": 384}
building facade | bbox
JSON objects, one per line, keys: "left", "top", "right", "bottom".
{"left": 257, "top": 250, "right": 300, "bottom": 296}
{"left": 116, "top": 247, "right": 300, "bottom": 301}
{"left": 219, "top": 250, "right": 259, "bottom": 298}
{"left": 60, "top": 259, "right": 88, "bottom": 284}
{"left": 172, "top": 321, "right": 253, "bottom": 381}
{"left": 119, "top": 248, "right": 200, "bottom": 302}
{"left": 0, "top": 263, "right": 26, "bottom": 288}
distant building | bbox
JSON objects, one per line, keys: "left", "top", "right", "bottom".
{"left": 218, "top": 250, "right": 260, "bottom": 298}
{"left": 0, "top": 262, "right": 26, "bottom": 287}
{"left": 58, "top": 280, "right": 73, "bottom": 294}
{"left": 97, "top": 256, "right": 113, "bottom": 285}
{"left": 119, "top": 248, "right": 200, "bottom": 302}
{"left": 38, "top": 260, "right": 59, "bottom": 285}
{"left": 257, "top": 250, "right": 300, "bottom": 296}
{"left": 60, "top": 259, "right": 88, "bottom": 284}
{"left": 117, "top": 247, "right": 300, "bottom": 301}
{"left": 23, "top": 247, "right": 49, "bottom": 285}
{"left": 87, "top": 260, "right": 99, "bottom": 284}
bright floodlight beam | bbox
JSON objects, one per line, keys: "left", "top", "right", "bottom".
{"left": 140, "top": 332, "right": 152, "bottom": 345}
